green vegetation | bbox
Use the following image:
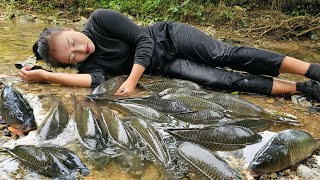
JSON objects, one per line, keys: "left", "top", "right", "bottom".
{"left": 0, "top": 0, "right": 319, "bottom": 40}
{"left": 1, "top": 0, "right": 319, "bottom": 24}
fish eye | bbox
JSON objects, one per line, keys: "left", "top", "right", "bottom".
{"left": 9, "top": 112, "right": 14, "bottom": 117}
{"left": 266, "top": 155, "right": 272, "bottom": 161}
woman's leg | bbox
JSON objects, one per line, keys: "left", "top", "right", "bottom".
{"left": 272, "top": 79, "right": 297, "bottom": 94}
{"left": 279, "top": 56, "right": 309, "bottom": 75}
{"left": 164, "top": 59, "right": 274, "bottom": 95}
{"left": 279, "top": 56, "right": 320, "bottom": 83}
{"left": 164, "top": 59, "right": 320, "bottom": 101}
{"left": 170, "top": 22, "right": 320, "bottom": 81}
{"left": 170, "top": 22, "right": 285, "bottom": 77}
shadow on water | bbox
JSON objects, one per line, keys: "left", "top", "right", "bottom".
{"left": 0, "top": 19, "right": 319, "bottom": 179}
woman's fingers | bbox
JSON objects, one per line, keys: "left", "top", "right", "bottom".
{"left": 22, "top": 66, "right": 32, "bottom": 71}
{"left": 18, "top": 71, "right": 27, "bottom": 80}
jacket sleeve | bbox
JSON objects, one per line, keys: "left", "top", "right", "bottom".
{"left": 77, "top": 62, "right": 107, "bottom": 86}
{"left": 90, "top": 9, "right": 154, "bottom": 69}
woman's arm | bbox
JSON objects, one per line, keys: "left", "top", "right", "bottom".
{"left": 19, "top": 66, "right": 92, "bottom": 87}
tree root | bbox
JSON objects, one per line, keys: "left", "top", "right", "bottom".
{"left": 241, "top": 16, "right": 320, "bottom": 39}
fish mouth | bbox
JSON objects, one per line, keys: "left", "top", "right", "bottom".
{"left": 248, "top": 165, "right": 264, "bottom": 177}
{"left": 20, "top": 125, "right": 37, "bottom": 134}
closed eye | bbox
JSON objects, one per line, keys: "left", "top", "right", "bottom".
{"left": 67, "top": 37, "right": 76, "bottom": 63}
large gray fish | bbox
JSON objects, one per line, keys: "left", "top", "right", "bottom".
{"left": 88, "top": 75, "right": 153, "bottom": 100}
{"left": 203, "top": 91, "right": 269, "bottom": 118}
{"left": 130, "top": 117, "right": 171, "bottom": 165}
{"left": 100, "top": 107, "right": 135, "bottom": 148}
{"left": 41, "top": 146, "right": 90, "bottom": 176}
{"left": 222, "top": 118, "right": 273, "bottom": 132}
{"left": 143, "top": 79, "right": 201, "bottom": 92}
{"left": 0, "top": 85, "right": 36, "bottom": 134}
{"left": 161, "top": 93, "right": 225, "bottom": 112}
{"left": 158, "top": 87, "right": 208, "bottom": 97}
{"left": 1, "top": 145, "right": 70, "bottom": 177}
{"left": 171, "top": 109, "right": 225, "bottom": 125}
{"left": 73, "top": 95, "right": 109, "bottom": 150}
{"left": 37, "top": 96, "right": 69, "bottom": 140}
{"left": 249, "top": 129, "right": 320, "bottom": 176}
{"left": 177, "top": 142, "right": 242, "bottom": 179}
{"left": 117, "top": 102, "right": 172, "bottom": 123}
{"left": 166, "top": 126, "right": 262, "bottom": 151}
{"left": 122, "top": 97, "right": 191, "bottom": 114}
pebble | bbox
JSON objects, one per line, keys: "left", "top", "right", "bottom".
{"left": 297, "top": 164, "right": 320, "bottom": 179}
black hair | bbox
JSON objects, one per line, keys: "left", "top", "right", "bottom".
{"left": 33, "top": 27, "right": 70, "bottom": 68}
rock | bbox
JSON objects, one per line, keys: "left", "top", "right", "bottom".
{"left": 270, "top": 172, "right": 277, "bottom": 179}
{"left": 291, "top": 95, "right": 312, "bottom": 107}
{"left": 313, "top": 155, "right": 320, "bottom": 166}
{"left": 297, "top": 164, "right": 320, "bottom": 179}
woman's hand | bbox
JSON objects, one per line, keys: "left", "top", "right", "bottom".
{"left": 18, "top": 66, "right": 49, "bottom": 82}
{"left": 114, "top": 64, "right": 146, "bottom": 96}
{"left": 114, "top": 79, "right": 137, "bottom": 96}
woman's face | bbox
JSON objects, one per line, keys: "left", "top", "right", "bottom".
{"left": 51, "top": 29, "right": 95, "bottom": 65}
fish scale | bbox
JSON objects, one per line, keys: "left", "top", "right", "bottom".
{"left": 167, "top": 126, "right": 262, "bottom": 151}
{"left": 171, "top": 110, "right": 225, "bottom": 125}
{"left": 37, "top": 96, "right": 69, "bottom": 140}
{"left": 119, "top": 102, "right": 172, "bottom": 123}
{"left": 3, "top": 145, "right": 71, "bottom": 177}
{"left": 73, "top": 95, "right": 109, "bottom": 150}
{"left": 203, "top": 92, "right": 268, "bottom": 117}
{"left": 123, "top": 97, "right": 191, "bottom": 114}
{"left": 281, "top": 130, "right": 319, "bottom": 164}
{"left": 177, "top": 142, "right": 242, "bottom": 179}
{"left": 158, "top": 87, "right": 208, "bottom": 97}
{"left": 223, "top": 118, "right": 273, "bottom": 131}
{"left": 101, "top": 107, "right": 134, "bottom": 148}
{"left": 161, "top": 94, "right": 225, "bottom": 112}
{"left": 130, "top": 117, "right": 171, "bottom": 165}
{"left": 40, "top": 146, "right": 90, "bottom": 175}
{"left": 143, "top": 79, "right": 201, "bottom": 92}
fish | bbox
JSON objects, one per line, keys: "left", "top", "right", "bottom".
{"left": 129, "top": 117, "right": 171, "bottom": 165}
{"left": 177, "top": 141, "right": 242, "bottom": 179}
{"left": 37, "top": 95, "right": 69, "bottom": 140}
{"left": 143, "top": 79, "right": 201, "bottom": 92}
{"left": 88, "top": 75, "right": 154, "bottom": 100}
{"left": 122, "top": 97, "right": 191, "bottom": 114}
{"left": 222, "top": 118, "right": 274, "bottom": 131}
{"left": 161, "top": 93, "right": 225, "bottom": 112}
{"left": 73, "top": 94, "right": 109, "bottom": 150}
{"left": 1, "top": 145, "right": 71, "bottom": 177}
{"left": 116, "top": 102, "right": 172, "bottom": 123}
{"left": 0, "top": 85, "right": 36, "bottom": 134}
{"left": 249, "top": 129, "right": 320, "bottom": 176}
{"left": 171, "top": 109, "right": 225, "bottom": 125}
{"left": 203, "top": 91, "right": 269, "bottom": 118}
{"left": 158, "top": 87, "right": 208, "bottom": 97}
{"left": 41, "top": 146, "right": 90, "bottom": 176}
{"left": 166, "top": 126, "right": 262, "bottom": 151}
{"left": 100, "top": 107, "right": 135, "bottom": 148}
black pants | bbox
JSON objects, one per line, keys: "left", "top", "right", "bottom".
{"left": 157, "top": 22, "right": 286, "bottom": 95}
